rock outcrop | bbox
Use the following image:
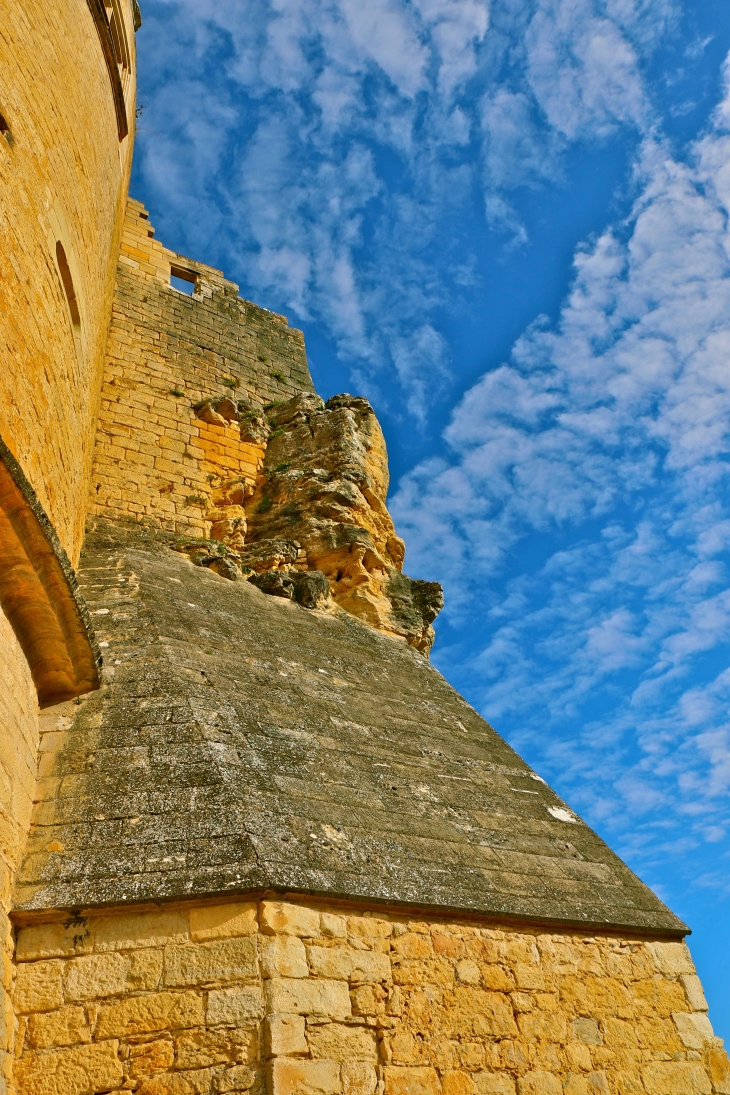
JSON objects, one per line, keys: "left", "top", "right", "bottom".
{"left": 244, "top": 393, "right": 443, "bottom": 654}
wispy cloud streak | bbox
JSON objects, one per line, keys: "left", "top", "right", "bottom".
{"left": 393, "top": 71, "right": 730, "bottom": 888}
{"left": 134, "top": 0, "right": 673, "bottom": 414}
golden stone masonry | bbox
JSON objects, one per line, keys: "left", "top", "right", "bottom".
{"left": 0, "top": 2, "right": 728, "bottom": 1094}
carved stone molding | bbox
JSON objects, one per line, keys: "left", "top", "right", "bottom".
{"left": 0, "top": 439, "right": 101, "bottom": 707}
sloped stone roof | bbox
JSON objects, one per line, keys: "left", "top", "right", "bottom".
{"left": 15, "top": 521, "right": 687, "bottom": 937}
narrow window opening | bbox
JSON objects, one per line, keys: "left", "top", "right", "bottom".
{"left": 56, "top": 242, "right": 81, "bottom": 328}
{"left": 170, "top": 266, "right": 197, "bottom": 296}
{"left": 103, "top": 0, "right": 131, "bottom": 94}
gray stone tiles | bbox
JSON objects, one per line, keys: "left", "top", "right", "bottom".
{"left": 14, "top": 521, "right": 687, "bottom": 937}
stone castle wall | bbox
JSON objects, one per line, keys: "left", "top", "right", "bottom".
{"left": 0, "top": 621, "right": 38, "bottom": 1094}
{"left": 0, "top": 0, "right": 135, "bottom": 562}
{"left": 88, "top": 200, "right": 315, "bottom": 539}
{"left": 0, "top": 3, "right": 136, "bottom": 1088}
{"left": 9, "top": 898, "right": 729, "bottom": 1095}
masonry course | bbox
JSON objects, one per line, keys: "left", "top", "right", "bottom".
{"left": 9, "top": 898, "right": 729, "bottom": 1095}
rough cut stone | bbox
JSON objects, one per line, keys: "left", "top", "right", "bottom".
{"left": 269, "top": 1058, "right": 342, "bottom": 1095}
{"left": 307, "top": 946, "right": 390, "bottom": 984}
{"left": 307, "top": 1024, "right": 378, "bottom": 1062}
{"left": 64, "top": 951, "right": 130, "bottom": 1000}
{"left": 265, "top": 978, "right": 352, "bottom": 1020}
{"left": 13, "top": 959, "right": 64, "bottom": 1013}
{"left": 261, "top": 903, "right": 321, "bottom": 938}
{"left": 13, "top": 1040, "right": 123, "bottom": 1095}
{"left": 266, "top": 1014, "right": 308, "bottom": 1057}
{"left": 261, "top": 937, "right": 309, "bottom": 979}
{"left": 163, "top": 937, "right": 258, "bottom": 987}
{"left": 189, "top": 902, "right": 258, "bottom": 943}
{"left": 207, "top": 985, "right": 264, "bottom": 1026}
{"left": 26, "top": 1005, "right": 91, "bottom": 1049}
{"left": 641, "top": 1060, "right": 712, "bottom": 1094}
{"left": 96, "top": 991, "right": 205, "bottom": 1038}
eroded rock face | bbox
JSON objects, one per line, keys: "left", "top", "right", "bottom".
{"left": 243, "top": 393, "right": 442, "bottom": 654}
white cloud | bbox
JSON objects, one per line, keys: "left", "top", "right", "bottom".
{"left": 135, "top": 0, "right": 675, "bottom": 410}
{"left": 392, "top": 59, "right": 730, "bottom": 878}
{"left": 526, "top": 0, "right": 648, "bottom": 139}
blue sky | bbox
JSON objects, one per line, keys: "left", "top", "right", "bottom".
{"left": 132, "top": 0, "right": 730, "bottom": 1036}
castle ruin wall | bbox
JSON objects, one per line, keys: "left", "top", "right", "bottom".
{"left": 88, "top": 201, "right": 315, "bottom": 540}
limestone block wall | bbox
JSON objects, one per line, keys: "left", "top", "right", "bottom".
{"left": 0, "top": 614, "right": 38, "bottom": 1093}
{"left": 88, "top": 201, "right": 315, "bottom": 538}
{"left": 9, "top": 898, "right": 730, "bottom": 1095}
{"left": 0, "top": 3, "right": 135, "bottom": 1087}
{"left": 0, "top": 0, "right": 136, "bottom": 562}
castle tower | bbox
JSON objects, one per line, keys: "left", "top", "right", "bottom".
{"left": 0, "top": 4, "right": 728, "bottom": 1095}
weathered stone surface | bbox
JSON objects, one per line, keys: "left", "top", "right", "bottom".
{"left": 245, "top": 394, "right": 442, "bottom": 654}
{"left": 175, "top": 1028, "right": 245, "bottom": 1069}
{"left": 15, "top": 920, "right": 94, "bottom": 961}
{"left": 239, "top": 540, "right": 301, "bottom": 573}
{"left": 189, "top": 902, "right": 258, "bottom": 943}
{"left": 9, "top": 898, "right": 729, "bottom": 1095}
{"left": 641, "top": 1060, "right": 712, "bottom": 1094}
{"left": 96, "top": 991, "right": 205, "bottom": 1038}
{"left": 516, "top": 1074, "right": 562, "bottom": 1095}
{"left": 261, "top": 937, "right": 309, "bottom": 979}
{"left": 164, "top": 938, "right": 258, "bottom": 987}
{"left": 64, "top": 951, "right": 130, "bottom": 1000}
{"left": 94, "top": 910, "right": 189, "bottom": 952}
{"left": 473, "top": 1074, "right": 515, "bottom": 1095}
{"left": 307, "top": 1024, "right": 378, "bottom": 1062}
{"left": 647, "top": 941, "right": 695, "bottom": 976}
{"left": 14, "top": 959, "right": 64, "bottom": 1012}
{"left": 13, "top": 1040, "right": 123, "bottom": 1095}
{"left": 216, "top": 1064, "right": 258, "bottom": 1092}
{"left": 342, "top": 1062, "right": 378, "bottom": 1095}
{"left": 207, "top": 985, "right": 264, "bottom": 1026}
{"left": 307, "top": 946, "right": 390, "bottom": 984}
{"left": 205, "top": 556, "right": 240, "bottom": 582}
{"left": 681, "top": 973, "right": 708, "bottom": 1012}
{"left": 705, "top": 1039, "right": 730, "bottom": 1094}
{"left": 267, "top": 1015, "right": 308, "bottom": 1057}
{"left": 27, "top": 1006, "right": 91, "bottom": 1049}
{"left": 13, "top": 521, "right": 689, "bottom": 935}
{"left": 137, "top": 1067, "right": 216, "bottom": 1095}
{"left": 129, "top": 1038, "right": 176, "bottom": 1080}
{"left": 260, "top": 904, "right": 320, "bottom": 938}
{"left": 269, "top": 1057, "right": 342, "bottom": 1095}
{"left": 384, "top": 1066, "right": 442, "bottom": 1095}
{"left": 672, "top": 1010, "right": 714, "bottom": 1049}
{"left": 265, "top": 978, "right": 352, "bottom": 1020}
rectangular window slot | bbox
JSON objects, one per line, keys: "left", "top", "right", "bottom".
{"left": 170, "top": 266, "right": 197, "bottom": 295}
